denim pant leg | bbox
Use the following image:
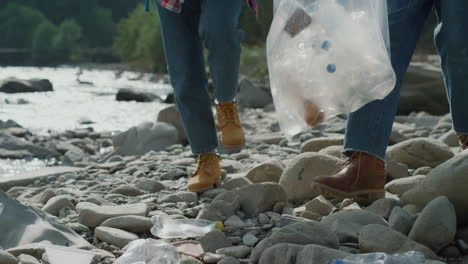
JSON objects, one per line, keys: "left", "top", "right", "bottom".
{"left": 199, "top": 0, "right": 243, "bottom": 102}
{"left": 343, "top": 0, "right": 433, "bottom": 160}
{"left": 434, "top": 1, "right": 468, "bottom": 135}
{"left": 157, "top": 2, "right": 218, "bottom": 154}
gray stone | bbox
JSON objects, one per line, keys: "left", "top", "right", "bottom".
{"left": 409, "top": 196, "right": 457, "bottom": 252}
{"left": 100, "top": 216, "right": 152, "bottom": 234}
{"left": 279, "top": 152, "right": 342, "bottom": 202}
{"left": 156, "top": 105, "right": 187, "bottom": 143}
{"left": 0, "top": 250, "right": 18, "bottom": 264}
{"left": 221, "top": 176, "right": 252, "bottom": 190}
{"left": 359, "top": 224, "right": 438, "bottom": 260}
{"left": 216, "top": 246, "right": 251, "bottom": 259}
{"left": 116, "top": 88, "right": 160, "bottom": 102}
{"left": 64, "top": 148, "right": 86, "bottom": 164}
{"left": 386, "top": 159, "right": 410, "bottom": 180}
{"left": 16, "top": 254, "right": 39, "bottom": 264}
{"left": 0, "top": 192, "right": 90, "bottom": 250}
{"left": 304, "top": 196, "right": 335, "bottom": 216}
{"left": 110, "top": 185, "right": 144, "bottom": 197}
{"left": 318, "top": 145, "right": 343, "bottom": 159}
{"left": 321, "top": 209, "right": 388, "bottom": 243}
{"left": 221, "top": 159, "right": 243, "bottom": 173}
{"left": 365, "top": 198, "right": 400, "bottom": 219}
{"left": 402, "top": 152, "right": 468, "bottom": 225}
{"left": 224, "top": 215, "right": 246, "bottom": 229}
{"left": 0, "top": 133, "right": 59, "bottom": 160}
{"left": 196, "top": 229, "right": 232, "bottom": 253}
{"left": 159, "top": 192, "right": 198, "bottom": 204}
{"left": 388, "top": 206, "right": 414, "bottom": 235}
{"left": 439, "top": 130, "right": 459, "bottom": 147}
{"left": 41, "top": 195, "right": 75, "bottom": 217}
{"left": 0, "top": 78, "right": 53, "bottom": 93}
{"left": 94, "top": 226, "right": 139, "bottom": 248}
{"left": 300, "top": 211, "right": 321, "bottom": 221}
{"left": 387, "top": 138, "right": 454, "bottom": 169}
{"left": 76, "top": 202, "right": 148, "bottom": 227}
{"left": 218, "top": 257, "right": 240, "bottom": 264}
{"left": 257, "top": 213, "right": 270, "bottom": 226}
{"left": 301, "top": 136, "right": 344, "bottom": 153}
{"left": 413, "top": 167, "right": 432, "bottom": 176}
{"left": 111, "top": 122, "right": 179, "bottom": 156}
{"left": 0, "top": 167, "right": 83, "bottom": 192}
{"left": 258, "top": 244, "right": 350, "bottom": 264}
{"left": 243, "top": 233, "right": 259, "bottom": 247}
{"left": 197, "top": 200, "right": 238, "bottom": 222}
{"left": 133, "top": 178, "right": 166, "bottom": 193}
{"left": 66, "top": 223, "right": 90, "bottom": 233}
{"left": 245, "top": 159, "right": 284, "bottom": 183}
{"left": 236, "top": 78, "right": 272, "bottom": 109}
{"left": 160, "top": 169, "right": 186, "bottom": 180}
{"left": 385, "top": 175, "right": 426, "bottom": 196}
{"left": 238, "top": 183, "right": 288, "bottom": 217}
{"left": 250, "top": 221, "right": 339, "bottom": 263}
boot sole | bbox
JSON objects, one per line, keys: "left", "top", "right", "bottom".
{"left": 311, "top": 182, "right": 385, "bottom": 205}
{"left": 188, "top": 181, "right": 221, "bottom": 194}
{"left": 217, "top": 143, "right": 245, "bottom": 154}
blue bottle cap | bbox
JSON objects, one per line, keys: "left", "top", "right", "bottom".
{"left": 321, "top": 40, "right": 330, "bottom": 50}
{"left": 327, "top": 64, "right": 336, "bottom": 73}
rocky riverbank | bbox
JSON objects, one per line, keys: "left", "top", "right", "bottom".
{"left": 1, "top": 104, "right": 468, "bottom": 263}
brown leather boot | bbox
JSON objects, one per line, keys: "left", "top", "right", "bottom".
{"left": 311, "top": 152, "right": 386, "bottom": 204}
{"left": 187, "top": 153, "right": 221, "bottom": 193}
{"left": 216, "top": 102, "right": 245, "bottom": 151}
{"left": 459, "top": 134, "right": 468, "bottom": 152}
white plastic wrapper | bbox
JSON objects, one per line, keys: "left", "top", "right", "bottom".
{"left": 268, "top": 0, "right": 396, "bottom": 137}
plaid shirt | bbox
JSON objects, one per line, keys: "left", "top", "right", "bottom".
{"left": 146, "top": 0, "right": 258, "bottom": 15}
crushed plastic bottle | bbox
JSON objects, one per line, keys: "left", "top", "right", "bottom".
{"left": 114, "top": 239, "right": 180, "bottom": 264}
{"left": 150, "top": 212, "right": 216, "bottom": 239}
{"left": 45, "top": 245, "right": 96, "bottom": 264}
{"left": 330, "top": 251, "right": 443, "bottom": 264}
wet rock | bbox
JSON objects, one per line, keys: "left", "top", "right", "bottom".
{"left": 0, "top": 133, "right": 60, "bottom": 160}
{"left": 250, "top": 221, "right": 339, "bottom": 263}
{"left": 279, "top": 153, "right": 342, "bottom": 202}
{"left": 387, "top": 138, "right": 454, "bottom": 169}
{"left": 402, "top": 153, "right": 468, "bottom": 225}
{"left": 245, "top": 159, "right": 284, "bottom": 183}
{"left": 0, "top": 78, "right": 53, "bottom": 93}
{"left": 409, "top": 196, "right": 457, "bottom": 252}
{"left": 94, "top": 226, "right": 139, "bottom": 248}
{"left": 76, "top": 202, "right": 148, "bottom": 228}
{"left": 116, "top": 88, "right": 160, "bottom": 102}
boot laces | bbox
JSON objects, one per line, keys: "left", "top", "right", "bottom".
{"left": 219, "top": 103, "right": 240, "bottom": 129}
{"left": 192, "top": 154, "right": 216, "bottom": 177}
{"left": 332, "top": 152, "right": 362, "bottom": 186}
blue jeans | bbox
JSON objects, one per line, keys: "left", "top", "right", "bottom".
{"left": 344, "top": 0, "right": 468, "bottom": 160}
{"left": 156, "top": 0, "right": 243, "bottom": 154}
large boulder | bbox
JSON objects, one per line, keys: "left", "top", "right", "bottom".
{"left": 279, "top": 153, "right": 342, "bottom": 202}
{"left": 386, "top": 138, "right": 454, "bottom": 169}
{"left": 397, "top": 64, "right": 448, "bottom": 115}
{"left": 245, "top": 159, "right": 284, "bottom": 183}
{"left": 116, "top": 88, "right": 160, "bottom": 102}
{"left": 401, "top": 153, "right": 468, "bottom": 225}
{"left": 0, "top": 78, "right": 53, "bottom": 93}
{"left": 156, "top": 105, "right": 187, "bottom": 143}
{"left": 0, "top": 133, "right": 60, "bottom": 159}
{"left": 250, "top": 222, "right": 339, "bottom": 263}
{"left": 236, "top": 78, "right": 272, "bottom": 109}
{"left": 111, "top": 122, "right": 179, "bottom": 156}
{"left": 0, "top": 192, "right": 91, "bottom": 249}
{"left": 259, "top": 244, "right": 350, "bottom": 264}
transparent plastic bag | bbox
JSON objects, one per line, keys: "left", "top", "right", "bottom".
{"left": 114, "top": 239, "right": 180, "bottom": 264}
{"left": 330, "top": 251, "right": 443, "bottom": 264}
{"left": 267, "top": 0, "right": 396, "bottom": 137}
{"left": 150, "top": 212, "right": 216, "bottom": 239}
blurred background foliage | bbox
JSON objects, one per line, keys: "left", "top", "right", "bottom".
{"left": 0, "top": 0, "right": 436, "bottom": 78}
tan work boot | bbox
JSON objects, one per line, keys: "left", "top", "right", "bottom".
{"left": 311, "top": 152, "right": 386, "bottom": 204}
{"left": 216, "top": 102, "right": 245, "bottom": 151}
{"left": 459, "top": 134, "right": 468, "bottom": 152}
{"left": 188, "top": 153, "right": 221, "bottom": 193}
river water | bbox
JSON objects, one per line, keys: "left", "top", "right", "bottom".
{"left": 0, "top": 66, "right": 172, "bottom": 177}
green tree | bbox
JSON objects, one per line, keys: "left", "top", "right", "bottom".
{"left": 53, "top": 19, "right": 82, "bottom": 61}
{"left": 32, "top": 21, "right": 58, "bottom": 64}
{"left": 113, "top": 4, "right": 166, "bottom": 72}
{"left": 0, "top": 3, "right": 48, "bottom": 48}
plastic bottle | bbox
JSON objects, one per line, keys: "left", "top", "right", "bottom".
{"left": 150, "top": 212, "right": 217, "bottom": 239}
{"left": 330, "top": 251, "right": 429, "bottom": 264}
